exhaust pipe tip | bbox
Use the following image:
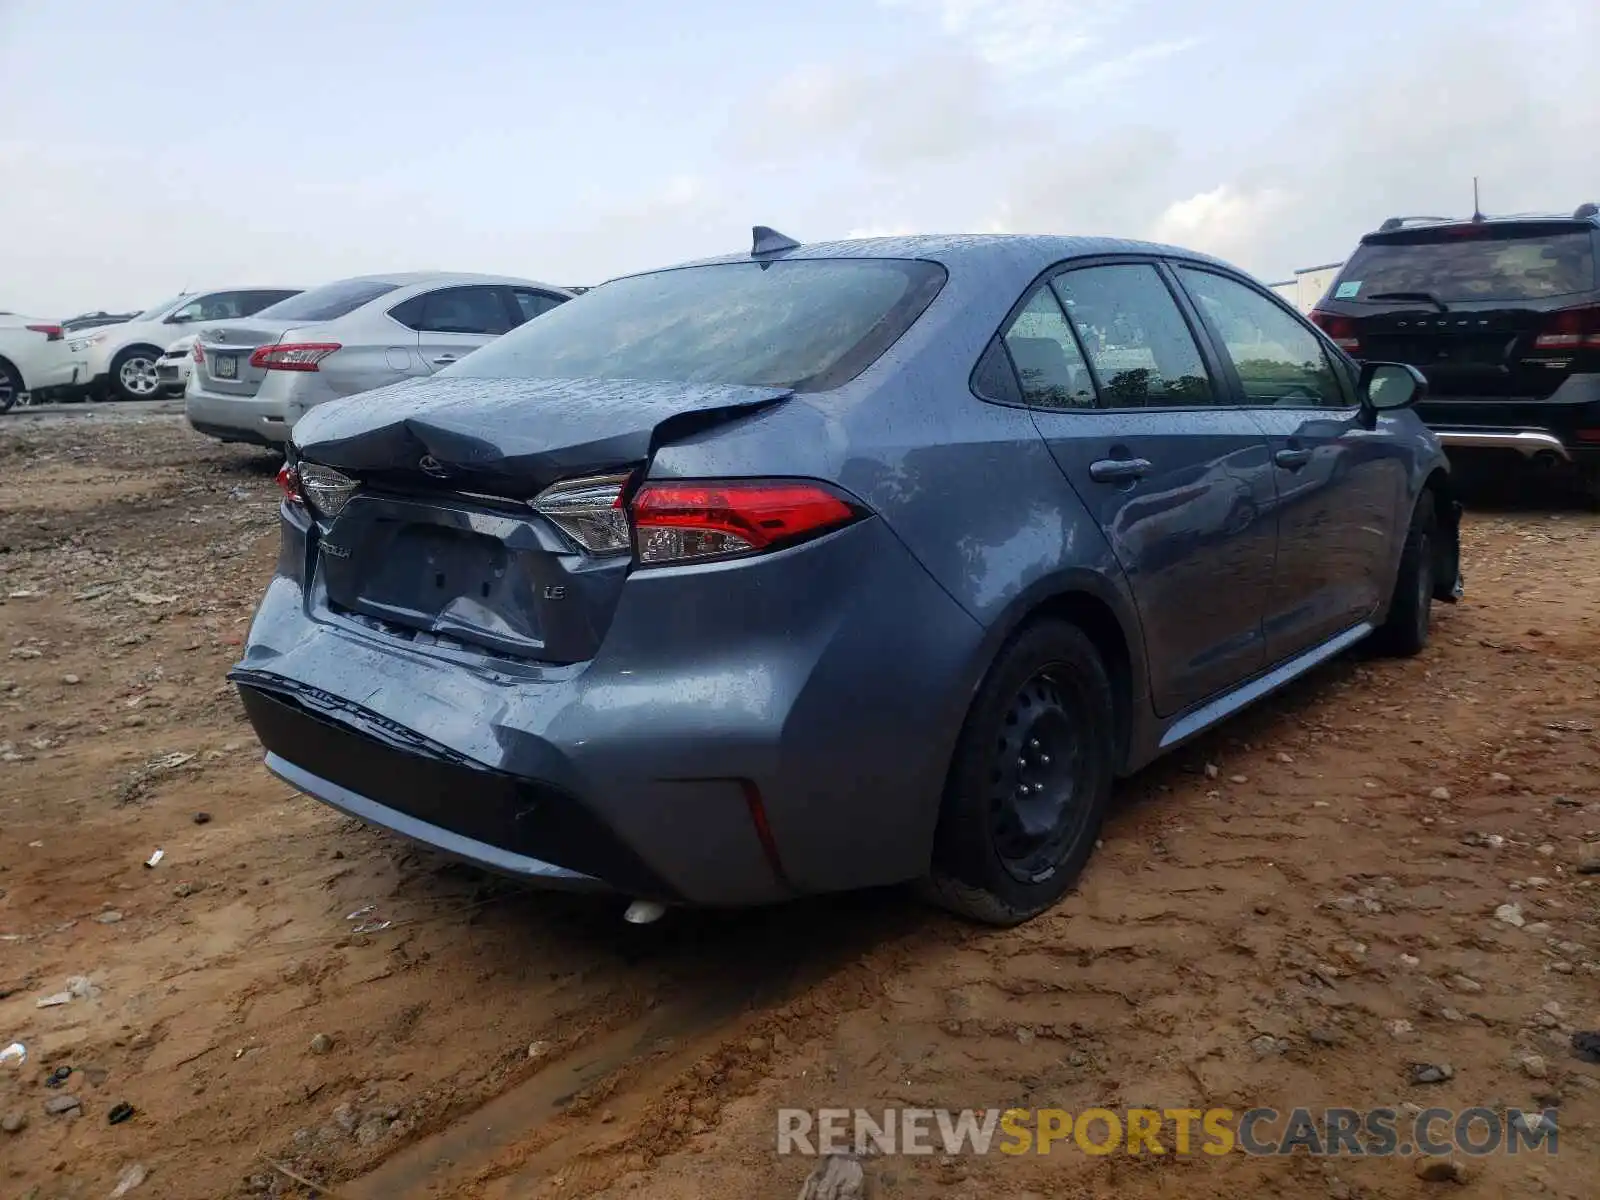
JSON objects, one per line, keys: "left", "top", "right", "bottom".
{"left": 623, "top": 900, "right": 667, "bottom": 925}
{"left": 1531, "top": 451, "right": 1561, "bottom": 470}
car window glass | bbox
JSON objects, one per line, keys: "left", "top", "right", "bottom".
{"left": 1178, "top": 267, "right": 1345, "bottom": 408}
{"left": 237, "top": 290, "right": 298, "bottom": 316}
{"left": 387, "top": 295, "right": 427, "bottom": 331}
{"left": 418, "top": 286, "right": 512, "bottom": 336}
{"left": 1000, "top": 288, "right": 1096, "bottom": 409}
{"left": 256, "top": 280, "right": 401, "bottom": 322}
{"left": 1337, "top": 227, "right": 1595, "bottom": 302}
{"left": 1051, "top": 265, "right": 1214, "bottom": 408}
{"left": 510, "top": 289, "right": 566, "bottom": 325}
{"left": 972, "top": 335, "right": 1023, "bottom": 405}
{"left": 448, "top": 260, "right": 947, "bottom": 393}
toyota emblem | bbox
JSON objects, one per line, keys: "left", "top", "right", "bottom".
{"left": 418, "top": 455, "right": 448, "bottom": 477}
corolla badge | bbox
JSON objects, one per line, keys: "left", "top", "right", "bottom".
{"left": 418, "top": 455, "right": 449, "bottom": 477}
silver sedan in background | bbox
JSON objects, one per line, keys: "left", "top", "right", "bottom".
{"left": 184, "top": 272, "right": 572, "bottom": 447}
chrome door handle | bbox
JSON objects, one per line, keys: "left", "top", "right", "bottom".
{"left": 1088, "top": 457, "right": 1152, "bottom": 483}
{"left": 431, "top": 354, "right": 460, "bottom": 365}
{"left": 1274, "top": 448, "right": 1313, "bottom": 470}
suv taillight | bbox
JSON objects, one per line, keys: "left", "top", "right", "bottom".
{"left": 631, "top": 480, "right": 862, "bottom": 565}
{"left": 192, "top": 342, "right": 205, "bottom": 364}
{"left": 250, "top": 342, "right": 341, "bottom": 372}
{"left": 1532, "top": 305, "right": 1600, "bottom": 351}
{"left": 25, "top": 324, "right": 62, "bottom": 342}
{"left": 1310, "top": 310, "right": 1360, "bottom": 353}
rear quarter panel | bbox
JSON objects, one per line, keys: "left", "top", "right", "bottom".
{"left": 648, "top": 251, "right": 1150, "bottom": 771}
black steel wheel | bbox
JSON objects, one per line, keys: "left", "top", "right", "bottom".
{"left": 925, "top": 619, "right": 1116, "bottom": 926}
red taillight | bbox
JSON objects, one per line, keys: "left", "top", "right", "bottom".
{"left": 26, "top": 324, "right": 62, "bottom": 341}
{"left": 630, "top": 479, "right": 862, "bottom": 565}
{"left": 192, "top": 341, "right": 205, "bottom": 364}
{"left": 250, "top": 342, "right": 341, "bottom": 372}
{"left": 1532, "top": 305, "right": 1600, "bottom": 351}
{"left": 276, "top": 463, "right": 303, "bottom": 504}
{"left": 1310, "top": 309, "right": 1361, "bottom": 354}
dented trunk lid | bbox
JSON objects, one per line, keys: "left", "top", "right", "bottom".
{"left": 291, "top": 376, "right": 791, "bottom": 664}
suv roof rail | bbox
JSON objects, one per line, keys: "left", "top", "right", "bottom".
{"left": 1575, "top": 202, "right": 1599, "bottom": 220}
{"left": 1376, "top": 216, "right": 1454, "bottom": 232}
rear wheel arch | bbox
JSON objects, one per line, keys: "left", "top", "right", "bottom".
{"left": 1023, "top": 590, "right": 1135, "bottom": 769}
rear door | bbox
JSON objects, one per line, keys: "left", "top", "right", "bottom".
{"left": 1313, "top": 222, "right": 1600, "bottom": 417}
{"left": 996, "top": 260, "right": 1278, "bottom": 717}
{"left": 1175, "top": 264, "right": 1403, "bottom": 660}
{"left": 391, "top": 286, "right": 515, "bottom": 372}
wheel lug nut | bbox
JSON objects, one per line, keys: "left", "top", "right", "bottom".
{"left": 1039, "top": 754, "right": 1051, "bottom": 766}
{"left": 1017, "top": 757, "right": 1027, "bottom": 770}
{"left": 1028, "top": 738, "right": 1040, "bottom": 750}
{"left": 1032, "top": 782, "right": 1044, "bottom": 793}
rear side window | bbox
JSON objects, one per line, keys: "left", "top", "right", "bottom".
{"left": 390, "top": 286, "right": 512, "bottom": 335}
{"left": 1000, "top": 289, "right": 1096, "bottom": 409}
{"left": 256, "top": 280, "right": 401, "bottom": 322}
{"left": 1177, "top": 268, "right": 1345, "bottom": 408}
{"left": 446, "top": 259, "right": 947, "bottom": 393}
{"left": 1337, "top": 227, "right": 1597, "bottom": 302}
{"left": 1051, "top": 264, "right": 1215, "bottom": 408}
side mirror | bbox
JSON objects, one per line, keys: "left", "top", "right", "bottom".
{"left": 166, "top": 312, "right": 193, "bottom": 324}
{"left": 1359, "top": 361, "right": 1426, "bottom": 412}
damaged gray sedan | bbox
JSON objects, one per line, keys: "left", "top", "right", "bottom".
{"left": 232, "top": 230, "right": 1462, "bottom": 925}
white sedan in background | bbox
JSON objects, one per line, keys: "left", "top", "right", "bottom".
{"left": 156, "top": 335, "right": 197, "bottom": 396}
{"left": 68, "top": 286, "right": 302, "bottom": 401}
{"left": 184, "top": 272, "right": 571, "bottom": 448}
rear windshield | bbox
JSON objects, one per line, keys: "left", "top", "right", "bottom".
{"left": 255, "top": 279, "right": 401, "bottom": 322}
{"left": 446, "top": 259, "right": 948, "bottom": 392}
{"left": 1338, "top": 227, "right": 1596, "bottom": 302}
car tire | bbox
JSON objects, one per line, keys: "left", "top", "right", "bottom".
{"left": 0, "top": 360, "right": 21, "bottom": 414}
{"left": 1371, "top": 493, "right": 1437, "bottom": 658}
{"left": 923, "top": 619, "right": 1116, "bottom": 926}
{"left": 109, "top": 346, "right": 164, "bottom": 402}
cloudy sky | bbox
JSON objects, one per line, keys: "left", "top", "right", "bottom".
{"left": 2, "top": 0, "right": 1596, "bottom": 315}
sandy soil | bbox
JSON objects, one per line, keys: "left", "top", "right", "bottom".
{"left": 1, "top": 415, "right": 1597, "bottom": 1200}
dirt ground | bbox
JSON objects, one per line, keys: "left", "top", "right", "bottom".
{"left": 2, "top": 411, "right": 1598, "bottom": 1200}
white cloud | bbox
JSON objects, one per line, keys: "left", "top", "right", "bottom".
{"left": 1148, "top": 185, "right": 1296, "bottom": 264}
{"left": 884, "top": 0, "right": 1121, "bottom": 75}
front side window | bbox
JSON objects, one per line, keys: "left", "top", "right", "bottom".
{"left": 171, "top": 290, "right": 296, "bottom": 323}
{"left": 1178, "top": 267, "right": 1345, "bottom": 408}
{"left": 446, "top": 259, "right": 947, "bottom": 393}
{"left": 1051, "top": 264, "right": 1215, "bottom": 408}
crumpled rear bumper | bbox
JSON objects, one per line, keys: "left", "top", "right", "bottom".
{"left": 230, "top": 501, "right": 987, "bottom": 906}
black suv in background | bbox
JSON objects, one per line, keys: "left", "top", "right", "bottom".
{"left": 1312, "top": 204, "right": 1600, "bottom": 499}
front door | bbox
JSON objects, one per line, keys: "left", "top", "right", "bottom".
{"left": 1173, "top": 265, "right": 1405, "bottom": 660}
{"left": 1003, "top": 261, "right": 1279, "bottom": 717}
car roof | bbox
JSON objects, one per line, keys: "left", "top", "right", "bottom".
{"left": 625, "top": 233, "right": 1242, "bottom": 280}
{"left": 1364, "top": 210, "right": 1600, "bottom": 238}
